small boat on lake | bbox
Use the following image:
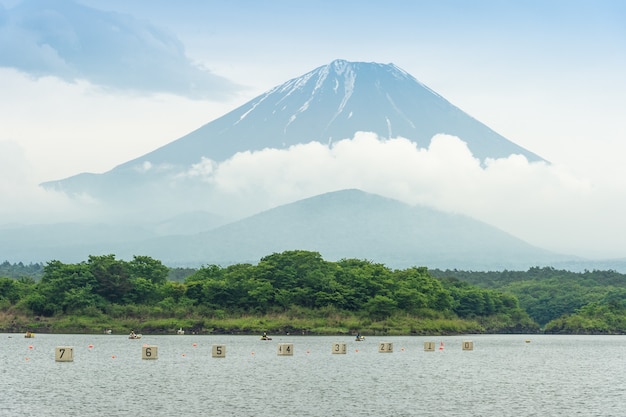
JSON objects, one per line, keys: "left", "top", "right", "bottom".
{"left": 177, "top": 328, "right": 185, "bottom": 335}
{"left": 129, "top": 334, "right": 142, "bottom": 339}
{"left": 24, "top": 331, "right": 35, "bottom": 338}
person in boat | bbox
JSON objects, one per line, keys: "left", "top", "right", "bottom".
{"left": 130, "top": 330, "right": 136, "bottom": 338}
{"left": 262, "top": 331, "right": 268, "bottom": 340}
{"left": 356, "top": 332, "right": 361, "bottom": 340}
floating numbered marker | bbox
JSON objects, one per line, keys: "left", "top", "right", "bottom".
{"left": 462, "top": 341, "right": 474, "bottom": 351}
{"left": 378, "top": 342, "right": 393, "bottom": 353}
{"left": 424, "top": 341, "right": 436, "bottom": 352}
{"left": 277, "top": 343, "right": 294, "bottom": 356}
{"left": 212, "top": 344, "right": 226, "bottom": 358}
{"left": 332, "top": 342, "right": 347, "bottom": 354}
{"left": 55, "top": 346, "right": 74, "bottom": 362}
{"left": 142, "top": 345, "right": 158, "bottom": 360}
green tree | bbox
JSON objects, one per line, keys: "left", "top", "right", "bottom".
{"left": 128, "top": 256, "right": 169, "bottom": 285}
{"left": 159, "top": 281, "right": 187, "bottom": 303}
{"left": 0, "top": 277, "right": 31, "bottom": 304}
{"left": 335, "top": 259, "right": 393, "bottom": 309}
{"left": 365, "top": 295, "right": 397, "bottom": 319}
{"left": 126, "top": 277, "right": 159, "bottom": 304}
{"left": 392, "top": 267, "right": 453, "bottom": 312}
{"left": 38, "top": 260, "right": 97, "bottom": 314}
{"left": 88, "top": 255, "right": 131, "bottom": 303}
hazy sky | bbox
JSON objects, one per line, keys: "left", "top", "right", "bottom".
{"left": 1, "top": 0, "right": 625, "bottom": 259}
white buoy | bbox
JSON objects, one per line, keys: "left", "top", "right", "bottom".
{"left": 332, "top": 342, "right": 347, "bottom": 354}
{"left": 277, "top": 343, "right": 294, "bottom": 356}
{"left": 462, "top": 340, "right": 474, "bottom": 351}
{"left": 55, "top": 346, "right": 74, "bottom": 362}
{"left": 142, "top": 345, "right": 158, "bottom": 360}
{"left": 424, "top": 341, "right": 435, "bottom": 352}
{"left": 378, "top": 342, "right": 393, "bottom": 353}
{"left": 212, "top": 344, "right": 226, "bottom": 358}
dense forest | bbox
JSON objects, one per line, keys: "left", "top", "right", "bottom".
{"left": 430, "top": 267, "right": 626, "bottom": 334}
{"left": 2, "top": 252, "right": 625, "bottom": 335}
{"left": 0, "top": 260, "right": 44, "bottom": 280}
{"left": 0, "top": 251, "right": 536, "bottom": 335}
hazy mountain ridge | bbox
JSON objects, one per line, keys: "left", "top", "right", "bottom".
{"left": 2, "top": 189, "right": 623, "bottom": 271}
{"left": 0, "top": 212, "right": 227, "bottom": 264}
{"left": 118, "top": 189, "right": 574, "bottom": 270}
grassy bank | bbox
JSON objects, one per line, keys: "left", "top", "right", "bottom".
{"left": 0, "top": 309, "right": 536, "bottom": 336}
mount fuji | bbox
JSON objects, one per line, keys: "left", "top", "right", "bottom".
{"left": 42, "top": 60, "right": 543, "bottom": 220}
{"left": 4, "top": 60, "right": 585, "bottom": 270}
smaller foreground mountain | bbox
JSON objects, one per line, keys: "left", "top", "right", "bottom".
{"left": 121, "top": 189, "right": 571, "bottom": 270}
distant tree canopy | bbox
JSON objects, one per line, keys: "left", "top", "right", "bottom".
{"left": 430, "top": 267, "right": 626, "bottom": 332}
{"left": 0, "top": 260, "right": 44, "bottom": 280}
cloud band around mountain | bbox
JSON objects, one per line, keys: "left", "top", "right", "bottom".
{"left": 1, "top": 131, "right": 623, "bottom": 258}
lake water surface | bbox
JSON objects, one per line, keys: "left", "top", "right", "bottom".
{"left": 1, "top": 333, "right": 625, "bottom": 416}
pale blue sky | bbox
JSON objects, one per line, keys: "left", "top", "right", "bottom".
{"left": 1, "top": 0, "right": 625, "bottom": 258}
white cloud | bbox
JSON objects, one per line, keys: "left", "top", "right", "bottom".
{"left": 0, "top": 141, "right": 97, "bottom": 224}
{"left": 0, "top": 68, "right": 240, "bottom": 182}
{"left": 184, "top": 132, "right": 626, "bottom": 259}
{"left": 0, "top": 0, "right": 241, "bottom": 98}
{"left": 3, "top": 123, "right": 625, "bottom": 259}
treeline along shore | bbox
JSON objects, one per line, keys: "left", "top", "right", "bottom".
{"left": 2, "top": 250, "right": 626, "bottom": 335}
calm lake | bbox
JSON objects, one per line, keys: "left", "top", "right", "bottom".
{"left": 1, "top": 333, "right": 625, "bottom": 416}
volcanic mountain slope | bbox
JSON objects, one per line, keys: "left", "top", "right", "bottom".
{"left": 42, "top": 59, "right": 543, "bottom": 216}
{"left": 115, "top": 59, "right": 543, "bottom": 166}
